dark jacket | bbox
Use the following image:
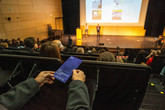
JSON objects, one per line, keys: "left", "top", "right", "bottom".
{"left": 21, "top": 47, "right": 36, "bottom": 53}
{"left": 0, "top": 78, "right": 39, "bottom": 110}
{"left": 0, "top": 79, "right": 90, "bottom": 110}
{"left": 66, "top": 80, "right": 90, "bottom": 110}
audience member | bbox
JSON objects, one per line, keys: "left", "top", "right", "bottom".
{"left": 0, "top": 70, "right": 89, "bottom": 110}
{"left": 85, "top": 46, "right": 92, "bottom": 53}
{"left": 16, "top": 38, "right": 21, "bottom": 46}
{"left": 0, "top": 42, "right": 8, "bottom": 48}
{"left": 8, "top": 40, "right": 13, "bottom": 47}
{"left": 76, "top": 47, "right": 85, "bottom": 54}
{"left": 53, "top": 40, "right": 64, "bottom": 51}
{"left": 126, "top": 49, "right": 136, "bottom": 63}
{"left": 72, "top": 46, "right": 78, "bottom": 52}
{"left": 9, "top": 39, "right": 17, "bottom": 47}
{"left": 23, "top": 37, "right": 36, "bottom": 53}
{"left": 40, "top": 42, "right": 62, "bottom": 62}
{"left": 91, "top": 48, "right": 97, "bottom": 53}
{"left": 36, "top": 38, "right": 41, "bottom": 48}
{"left": 0, "top": 39, "right": 3, "bottom": 43}
{"left": 154, "top": 35, "right": 164, "bottom": 48}
{"left": 146, "top": 49, "right": 161, "bottom": 66}
{"left": 34, "top": 43, "right": 39, "bottom": 51}
{"left": 135, "top": 50, "right": 149, "bottom": 65}
{"left": 98, "top": 49, "right": 106, "bottom": 54}
{"left": 97, "top": 51, "right": 115, "bottom": 62}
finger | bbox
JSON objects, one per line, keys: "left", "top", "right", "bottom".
{"left": 47, "top": 71, "right": 55, "bottom": 74}
{"left": 43, "top": 73, "right": 54, "bottom": 79}
{"left": 52, "top": 77, "right": 55, "bottom": 80}
{"left": 45, "top": 77, "right": 55, "bottom": 82}
{"left": 45, "top": 78, "right": 54, "bottom": 83}
{"left": 73, "top": 69, "right": 77, "bottom": 75}
{"left": 42, "top": 71, "right": 55, "bottom": 74}
{"left": 44, "top": 80, "right": 54, "bottom": 84}
{"left": 45, "top": 73, "right": 54, "bottom": 79}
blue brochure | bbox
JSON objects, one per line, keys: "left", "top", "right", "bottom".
{"left": 54, "top": 56, "right": 82, "bottom": 83}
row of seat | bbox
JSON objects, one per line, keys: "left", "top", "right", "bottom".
{"left": 0, "top": 54, "right": 151, "bottom": 110}
{"left": 151, "top": 55, "right": 165, "bottom": 75}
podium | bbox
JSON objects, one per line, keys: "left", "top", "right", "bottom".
{"left": 76, "top": 28, "right": 82, "bottom": 40}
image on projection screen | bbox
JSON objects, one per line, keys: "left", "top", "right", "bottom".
{"left": 86, "top": 0, "right": 142, "bottom": 23}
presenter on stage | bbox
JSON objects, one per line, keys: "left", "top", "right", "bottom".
{"left": 96, "top": 24, "right": 101, "bottom": 37}
{"left": 85, "top": 23, "right": 88, "bottom": 37}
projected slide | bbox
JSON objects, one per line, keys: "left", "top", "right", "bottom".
{"left": 86, "top": 0, "right": 142, "bottom": 23}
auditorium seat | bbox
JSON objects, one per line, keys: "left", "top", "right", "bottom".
{"left": 91, "top": 61, "right": 151, "bottom": 110}
{"left": 151, "top": 55, "right": 165, "bottom": 75}
{"left": 0, "top": 55, "right": 21, "bottom": 94}
{"left": 62, "top": 52, "right": 99, "bottom": 57}
{"left": 61, "top": 54, "right": 98, "bottom": 61}
{"left": 0, "top": 49, "right": 40, "bottom": 56}
{"left": 0, "top": 54, "right": 61, "bottom": 94}
{"left": 20, "top": 60, "right": 150, "bottom": 110}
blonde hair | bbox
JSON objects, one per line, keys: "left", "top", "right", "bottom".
{"left": 0, "top": 42, "right": 8, "bottom": 48}
{"left": 76, "top": 47, "right": 84, "bottom": 54}
{"left": 92, "top": 48, "right": 97, "bottom": 53}
{"left": 40, "top": 42, "right": 62, "bottom": 62}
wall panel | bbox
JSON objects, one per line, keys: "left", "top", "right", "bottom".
{"left": 0, "top": 0, "right": 62, "bottom": 39}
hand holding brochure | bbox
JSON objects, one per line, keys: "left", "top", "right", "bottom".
{"left": 54, "top": 56, "right": 82, "bottom": 83}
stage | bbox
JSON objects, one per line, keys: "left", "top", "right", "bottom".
{"left": 60, "top": 35, "right": 159, "bottom": 49}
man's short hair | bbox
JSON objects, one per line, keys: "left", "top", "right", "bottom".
{"left": 24, "top": 37, "right": 35, "bottom": 48}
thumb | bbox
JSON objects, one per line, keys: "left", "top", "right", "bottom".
{"left": 73, "top": 69, "right": 77, "bottom": 74}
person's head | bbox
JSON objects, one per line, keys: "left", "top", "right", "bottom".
{"left": 40, "top": 42, "right": 62, "bottom": 61}
{"left": 20, "top": 41, "right": 24, "bottom": 46}
{"left": 68, "top": 36, "right": 71, "bottom": 39}
{"left": 4, "top": 39, "right": 8, "bottom": 43}
{"left": 34, "top": 43, "right": 39, "bottom": 50}
{"left": 37, "top": 38, "right": 40, "bottom": 41}
{"left": 98, "top": 49, "right": 106, "bottom": 54}
{"left": 76, "top": 47, "right": 85, "bottom": 54}
{"left": 159, "top": 35, "right": 163, "bottom": 38}
{"left": 12, "top": 39, "right": 16, "bottom": 44}
{"left": 98, "top": 51, "right": 115, "bottom": 62}
{"left": 0, "top": 42, "right": 8, "bottom": 48}
{"left": 24, "top": 37, "right": 35, "bottom": 49}
{"left": 17, "top": 38, "right": 20, "bottom": 41}
{"left": 72, "top": 46, "right": 77, "bottom": 52}
{"left": 135, "top": 50, "right": 149, "bottom": 64}
{"left": 52, "top": 40, "right": 64, "bottom": 51}
{"left": 85, "top": 46, "right": 89, "bottom": 52}
{"left": 92, "top": 48, "right": 97, "bottom": 53}
{"left": 16, "top": 40, "right": 20, "bottom": 46}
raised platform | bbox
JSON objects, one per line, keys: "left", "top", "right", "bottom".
{"left": 60, "top": 35, "right": 159, "bottom": 48}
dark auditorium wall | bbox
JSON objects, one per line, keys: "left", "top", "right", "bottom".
{"left": 0, "top": 0, "right": 63, "bottom": 40}
{"left": 62, "top": 0, "right": 80, "bottom": 34}
{"left": 145, "top": 0, "right": 165, "bottom": 36}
